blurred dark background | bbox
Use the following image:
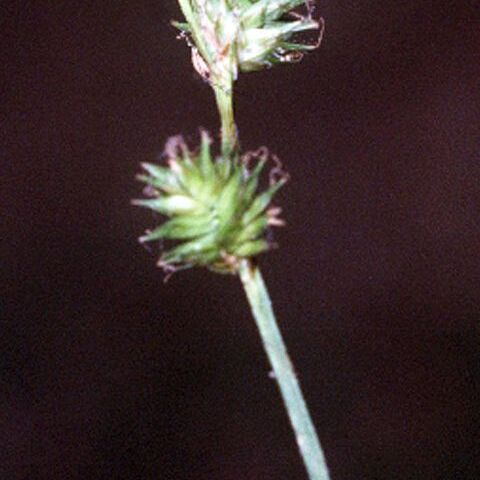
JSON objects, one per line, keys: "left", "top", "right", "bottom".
{"left": 2, "top": 1, "right": 480, "bottom": 478}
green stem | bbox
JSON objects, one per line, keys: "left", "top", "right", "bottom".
{"left": 238, "top": 259, "right": 331, "bottom": 480}
{"left": 214, "top": 82, "right": 237, "bottom": 157}
{"left": 177, "top": 0, "right": 237, "bottom": 156}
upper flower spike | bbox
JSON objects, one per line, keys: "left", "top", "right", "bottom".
{"left": 175, "top": 0, "right": 323, "bottom": 87}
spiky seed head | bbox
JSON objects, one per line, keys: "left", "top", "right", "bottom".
{"left": 175, "top": 0, "right": 323, "bottom": 86}
{"left": 132, "top": 132, "right": 287, "bottom": 274}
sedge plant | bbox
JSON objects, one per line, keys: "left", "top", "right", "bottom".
{"left": 133, "top": 1, "right": 330, "bottom": 479}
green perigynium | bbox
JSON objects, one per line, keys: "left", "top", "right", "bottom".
{"left": 175, "top": 0, "right": 322, "bottom": 87}
{"left": 133, "top": 132, "right": 286, "bottom": 273}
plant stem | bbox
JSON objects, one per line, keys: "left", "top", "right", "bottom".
{"left": 205, "top": 11, "right": 327, "bottom": 475}
{"left": 214, "top": 82, "right": 237, "bottom": 157}
{"left": 238, "top": 259, "right": 331, "bottom": 480}
{"left": 178, "top": 0, "right": 237, "bottom": 156}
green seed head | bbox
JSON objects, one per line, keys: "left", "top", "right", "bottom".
{"left": 133, "top": 132, "right": 287, "bottom": 274}
{"left": 175, "top": 0, "right": 323, "bottom": 86}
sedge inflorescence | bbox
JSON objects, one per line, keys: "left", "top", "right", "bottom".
{"left": 133, "top": 132, "right": 287, "bottom": 273}
{"left": 134, "top": 1, "right": 321, "bottom": 274}
{"left": 132, "top": 3, "right": 329, "bottom": 479}
{"left": 175, "top": 0, "right": 323, "bottom": 87}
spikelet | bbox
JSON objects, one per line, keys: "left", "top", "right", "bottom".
{"left": 175, "top": 0, "right": 323, "bottom": 86}
{"left": 132, "top": 132, "right": 287, "bottom": 273}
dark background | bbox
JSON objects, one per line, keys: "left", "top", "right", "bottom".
{"left": 2, "top": 1, "right": 480, "bottom": 478}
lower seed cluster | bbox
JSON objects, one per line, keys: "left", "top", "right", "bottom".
{"left": 133, "top": 131, "right": 286, "bottom": 273}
